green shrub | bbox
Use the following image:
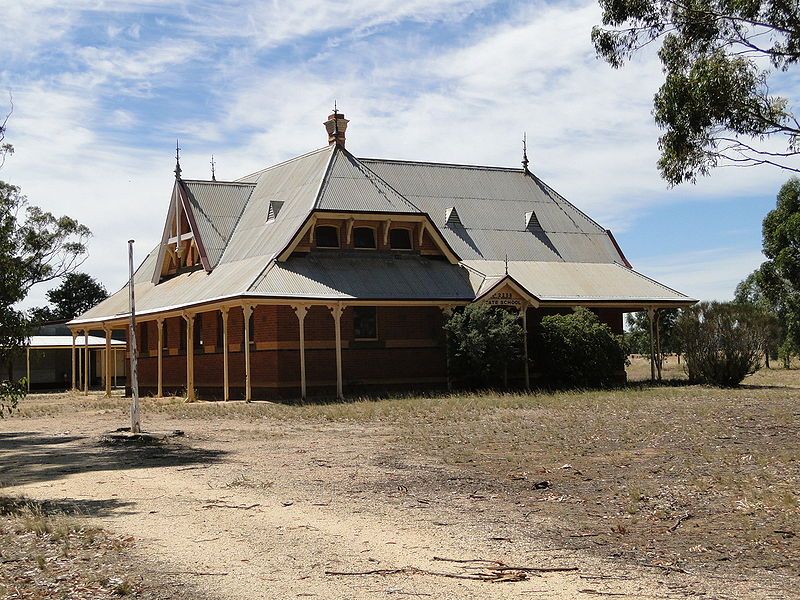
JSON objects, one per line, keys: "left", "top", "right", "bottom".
{"left": 536, "top": 308, "right": 627, "bottom": 389}
{"left": 677, "top": 302, "right": 763, "bottom": 386}
{"left": 444, "top": 303, "right": 524, "bottom": 388}
{"left": 0, "top": 377, "right": 25, "bottom": 417}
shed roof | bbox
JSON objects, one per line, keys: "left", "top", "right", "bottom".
{"left": 28, "top": 335, "right": 125, "bottom": 349}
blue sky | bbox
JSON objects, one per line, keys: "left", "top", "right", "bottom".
{"left": 1, "top": 0, "right": 794, "bottom": 307}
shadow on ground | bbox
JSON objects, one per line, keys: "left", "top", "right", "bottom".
{"left": 0, "top": 431, "right": 227, "bottom": 487}
{"left": 0, "top": 494, "right": 136, "bottom": 518}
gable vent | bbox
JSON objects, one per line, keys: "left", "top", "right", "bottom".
{"left": 525, "top": 210, "right": 541, "bottom": 230}
{"left": 444, "top": 206, "right": 462, "bottom": 227}
{"left": 267, "top": 200, "right": 284, "bottom": 223}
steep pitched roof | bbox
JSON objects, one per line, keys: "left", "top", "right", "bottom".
{"left": 315, "top": 149, "right": 421, "bottom": 213}
{"left": 182, "top": 180, "right": 255, "bottom": 268}
{"left": 221, "top": 145, "right": 334, "bottom": 263}
{"left": 359, "top": 159, "right": 623, "bottom": 264}
{"left": 71, "top": 143, "right": 692, "bottom": 326}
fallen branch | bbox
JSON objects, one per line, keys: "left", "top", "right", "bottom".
{"left": 325, "top": 567, "right": 520, "bottom": 581}
{"left": 643, "top": 562, "right": 691, "bottom": 575}
{"left": 432, "top": 556, "right": 578, "bottom": 573}
{"left": 160, "top": 570, "right": 228, "bottom": 576}
{"left": 201, "top": 502, "right": 260, "bottom": 510}
{"left": 668, "top": 513, "right": 692, "bottom": 532}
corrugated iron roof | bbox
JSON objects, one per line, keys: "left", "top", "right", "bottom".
{"left": 464, "top": 260, "right": 694, "bottom": 303}
{"left": 221, "top": 145, "right": 333, "bottom": 263}
{"left": 360, "top": 158, "right": 624, "bottom": 263}
{"left": 316, "top": 149, "right": 420, "bottom": 213}
{"left": 250, "top": 253, "right": 474, "bottom": 300}
{"left": 72, "top": 144, "right": 692, "bottom": 325}
{"left": 183, "top": 180, "right": 254, "bottom": 267}
{"left": 28, "top": 335, "right": 125, "bottom": 348}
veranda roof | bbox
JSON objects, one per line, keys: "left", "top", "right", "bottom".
{"left": 464, "top": 260, "right": 694, "bottom": 305}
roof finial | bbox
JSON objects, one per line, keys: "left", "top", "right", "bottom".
{"left": 174, "top": 139, "right": 182, "bottom": 179}
{"left": 333, "top": 101, "right": 339, "bottom": 137}
{"left": 505, "top": 253, "right": 509, "bottom": 275}
{"left": 521, "top": 132, "right": 529, "bottom": 172}
{"left": 210, "top": 155, "right": 216, "bottom": 181}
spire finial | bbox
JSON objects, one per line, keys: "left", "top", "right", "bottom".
{"left": 505, "top": 253, "right": 509, "bottom": 275}
{"left": 210, "top": 155, "right": 216, "bottom": 181}
{"left": 521, "top": 132, "right": 529, "bottom": 172}
{"left": 174, "top": 139, "right": 182, "bottom": 179}
{"left": 333, "top": 101, "right": 339, "bottom": 137}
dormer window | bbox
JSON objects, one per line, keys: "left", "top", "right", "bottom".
{"left": 315, "top": 225, "right": 340, "bottom": 248}
{"left": 353, "top": 226, "right": 376, "bottom": 249}
{"left": 389, "top": 228, "right": 412, "bottom": 250}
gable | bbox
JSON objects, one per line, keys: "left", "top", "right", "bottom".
{"left": 152, "top": 180, "right": 211, "bottom": 283}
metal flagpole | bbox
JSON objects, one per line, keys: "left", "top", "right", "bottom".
{"left": 128, "top": 240, "right": 142, "bottom": 433}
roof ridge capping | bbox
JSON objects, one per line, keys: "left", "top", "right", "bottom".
{"left": 359, "top": 156, "right": 524, "bottom": 172}
{"left": 182, "top": 179, "right": 256, "bottom": 186}
{"left": 235, "top": 145, "right": 333, "bottom": 182}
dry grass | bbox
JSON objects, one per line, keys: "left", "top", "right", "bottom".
{"left": 0, "top": 496, "right": 135, "bottom": 599}
{"left": 12, "top": 360, "right": 800, "bottom": 581}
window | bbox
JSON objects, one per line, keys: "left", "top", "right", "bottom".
{"left": 353, "top": 227, "right": 376, "bottom": 249}
{"left": 389, "top": 228, "right": 412, "bottom": 250}
{"left": 139, "top": 322, "right": 149, "bottom": 352}
{"left": 353, "top": 307, "right": 377, "bottom": 340}
{"left": 248, "top": 311, "right": 255, "bottom": 344}
{"left": 194, "top": 313, "right": 203, "bottom": 350}
{"left": 315, "top": 225, "right": 339, "bottom": 248}
{"left": 217, "top": 312, "right": 225, "bottom": 350}
{"left": 162, "top": 321, "right": 169, "bottom": 350}
{"left": 179, "top": 318, "right": 187, "bottom": 351}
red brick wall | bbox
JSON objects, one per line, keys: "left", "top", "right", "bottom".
{"left": 134, "top": 304, "right": 448, "bottom": 399}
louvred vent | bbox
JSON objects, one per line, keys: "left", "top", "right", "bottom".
{"left": 525, "top": 210, "right": 541, "bottom": 230}
{"left": 444, "top": 206, "right": 462, "bottom": 227}
{"left": 267, "top": 200, "right": 284, "bottom": 222}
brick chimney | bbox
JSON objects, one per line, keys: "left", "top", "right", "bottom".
{"left": 323, "top": 108, "right": 349, "bottom": 147}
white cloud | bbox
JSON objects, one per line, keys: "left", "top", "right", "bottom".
{"left": 109, "top": 109, "right": 137, "bottom": 128}
{"left": 179, "top": 0, "right": 492, "bottom": 48}
{"left": 2, "top": 0, "right": 795, "bottom": 311}
{"left": 73, "top": 39, "right": 203, "bottom": 87}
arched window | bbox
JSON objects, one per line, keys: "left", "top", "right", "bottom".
{"left": 353, "top": 226, "right": 376, "bottom": 249}
{"left": 315, "top": 225, "right": 340, "bottom": 248}
{"left": 389, "top": 228, "right": 412, "bottom": 250}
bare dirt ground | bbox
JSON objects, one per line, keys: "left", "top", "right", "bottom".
{"left": 1, "top": 358, "right": 798, "bottom": 599}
